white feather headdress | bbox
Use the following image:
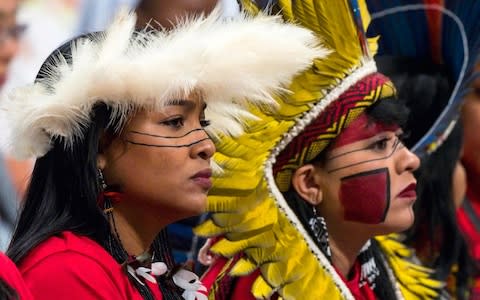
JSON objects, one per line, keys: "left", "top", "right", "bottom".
{"left": 1, "top": 9, "right": 327, "bottom": 159}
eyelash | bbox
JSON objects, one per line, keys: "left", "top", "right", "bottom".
{"left": 200, "top": 120, "right": 211, "bottom": 127}
{"left": 162, "top": 117, "right": 184, "bottom": 128}
{"left": 161, "top": 117, "right": 211, "bottom": 128}
{"left": 369, "top": 132, "right": 407, "bottom": 151}
{"left": 369, "top": 136, "right": 391, "bottom": 151}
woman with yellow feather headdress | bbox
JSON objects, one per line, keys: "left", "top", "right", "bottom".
{"left": 196, "top": 0, "right": 445, "bottom": 299}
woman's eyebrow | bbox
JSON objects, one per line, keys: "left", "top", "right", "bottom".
{"left": 167, "top": 99, "right": 207, "bottom": 110}
{"left": 167, "top": 99, "right": 193, "bottom": 107}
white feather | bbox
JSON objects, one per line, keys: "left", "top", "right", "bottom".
{"left": 2, "top": 9, "right": 328, "bottom": 159}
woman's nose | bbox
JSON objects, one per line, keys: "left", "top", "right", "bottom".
{"left": 396, "top": 145, "right": 421, "bottom": 173}
{"left": 191, "top": 130, "right": 215, "bottom": 160}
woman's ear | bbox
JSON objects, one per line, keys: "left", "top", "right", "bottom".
{"left": 97, "top": 130, "right": 110, "bottom": 170}
{"left": 291, "top": 164, "right": 323, "bottom": 205}
{"left": 97, "top": 154, "right": 106, "bottom": 170}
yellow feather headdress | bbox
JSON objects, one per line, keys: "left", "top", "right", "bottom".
{"left": 196, "top": 1, "right": 443, "bottom": 299}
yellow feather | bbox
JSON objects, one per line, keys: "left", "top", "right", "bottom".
{"left": 199, "top": 1, "right": 441, "bottom": 299}
{"left": 230, "top": 258, "right": 257, "bottom": 276}
{"left": 251, "top": 276, "right": 275, "bottom": 299}
{"left": 376, "top": 235, "right": 444, "bottom": 299}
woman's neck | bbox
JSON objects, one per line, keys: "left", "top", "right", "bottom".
{"left": 110, "top": 200, "right": 170, "bottom": 256}
{"left": 327, "top": 226, "right": 369, "bottom": 278}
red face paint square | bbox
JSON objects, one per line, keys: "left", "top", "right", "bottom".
{"left": 339, "top": 168, "right": 390, "bottom": 224}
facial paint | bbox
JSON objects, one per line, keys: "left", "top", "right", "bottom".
{"left": 126, "top": 128, "right": 211, "bottom": 148}
{"left": 327, "top": 137, "right": 403, "bottom": 173}
{"left": 339, "top": 168, "right": 390, "bottom": 224}
{"left": 330, "top": 114, "right": 399, "bottom": 149}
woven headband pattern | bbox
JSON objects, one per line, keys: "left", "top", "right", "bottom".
{"left": 273, "top": 72, "right": 395, "bottom": 192}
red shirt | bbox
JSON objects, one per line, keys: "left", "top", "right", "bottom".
{"left": 18, "top": 231, "right": 163, "bottom": 300}
{"left": 0, "top": 252, "right": 33, "bottom": 300}
{"left": 334, "top": 261, "right": 376, "bottom": 300}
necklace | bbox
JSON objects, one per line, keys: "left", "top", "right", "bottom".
{"left": 102, "top": 194, "right": 208, "bottom": 299}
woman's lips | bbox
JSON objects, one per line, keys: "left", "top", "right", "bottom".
{"left": 397, "top": 183, "right": 417, "bottom": 199}
{"left": 192, "top": 169, "right": 212, "bottom": 190}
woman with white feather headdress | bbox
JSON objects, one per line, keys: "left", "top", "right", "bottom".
{"left": 1, "top": 7, "right": 322, "bottom": 300}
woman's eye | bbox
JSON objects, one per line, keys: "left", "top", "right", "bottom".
{"left": 200, "top": 119, "right": 211, "bottom": 127}
{"left": 162, "top": 117, "right": 184, "bottom": 128}
{"left": 369, "top": 137, "right": 391, "bottom": 151}
{"left": 397, "top": 132, "right": 410, "bottom": 144}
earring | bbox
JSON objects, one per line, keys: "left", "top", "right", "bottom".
{"left": 308, "top": 206, "right": 331, "bottom": 259}
{"left": 98, "top": 168, "right": 107, "bottom": 190}
{"left": 358, "top": 240, "right": 380, "bottom": 288}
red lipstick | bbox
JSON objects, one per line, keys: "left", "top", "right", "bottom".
{"left": 397, "top": 183, "right": 417, "bottom": 199}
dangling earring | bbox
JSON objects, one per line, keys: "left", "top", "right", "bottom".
{"left": 308, "top": 206, "right": 331, "bottom": 259}
{"left": 97, "top": 168, "right": 112, "bottom": 214}
{"left": 358, "top": 240, "right": 380, "bottom": 288}
{"left": 98, "top": 168, "right": 107, "bottom": 190}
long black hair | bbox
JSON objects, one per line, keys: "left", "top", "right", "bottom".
{"left": 7, "top": 35, "right": 183, "bottom": 300}
{"left": 378, "top": 57, "right": 472, "bottom": 298}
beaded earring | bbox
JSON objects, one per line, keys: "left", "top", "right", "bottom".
{"left": 309, "top": 206, "right": 331, "bottom": 259}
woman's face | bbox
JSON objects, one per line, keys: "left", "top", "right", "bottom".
{"left": 314, "top": 114, "right": 420, "bottom": 235}
{"left": 100, "top": 93, "right": 215, "bottom": 220}
{"left": 462, "top": 63, "right": 480, "bottom": 179}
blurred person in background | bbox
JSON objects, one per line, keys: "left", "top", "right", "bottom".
{"left": 135, "top": 0, "right": 239, "bottom": 29}
{"left": 0, "top": 0, "right": 22, "bottom": 89}
{"left": 3, "top": 0, "right": 99, "bottom": 204}
{"left": 135, "top": 0, "right": 217, "bottom": 29}
{"left": 0, "top": 3, "right": 37, "bottom": 300}
{"left": 76, "top": 0, "right": 239, "bottom": 34}
{"left": 458, "top": 61, "right": 480, "bottom": 298}
{"left": 367, "top": 1, "right": 480, "bottom": 298}
{"left": 76, "top": 0, "right": 139, "bottom": 34}
{"left": 0, "top": 0, "right": 25, "bottom": 251}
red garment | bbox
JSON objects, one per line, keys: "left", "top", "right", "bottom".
{"left": 201, "top": 256, "right": 228, "bottom": 295}
{"left": 18, "top": 231, "right": 163, "bottom": 300}
{"left": 457, "top": 186, "right": 480, "bottom": 298}
{"left": 203, "top": 256, "right": 277, "bottom": 300}
{"left": 334, "top": 261, "right": 376, "bottom": 300}
{"left": 0, "top": 252, "right": 33, "bottom": 300}
{"left": 457, "top": 187, "right": 480, "bottom": 260}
